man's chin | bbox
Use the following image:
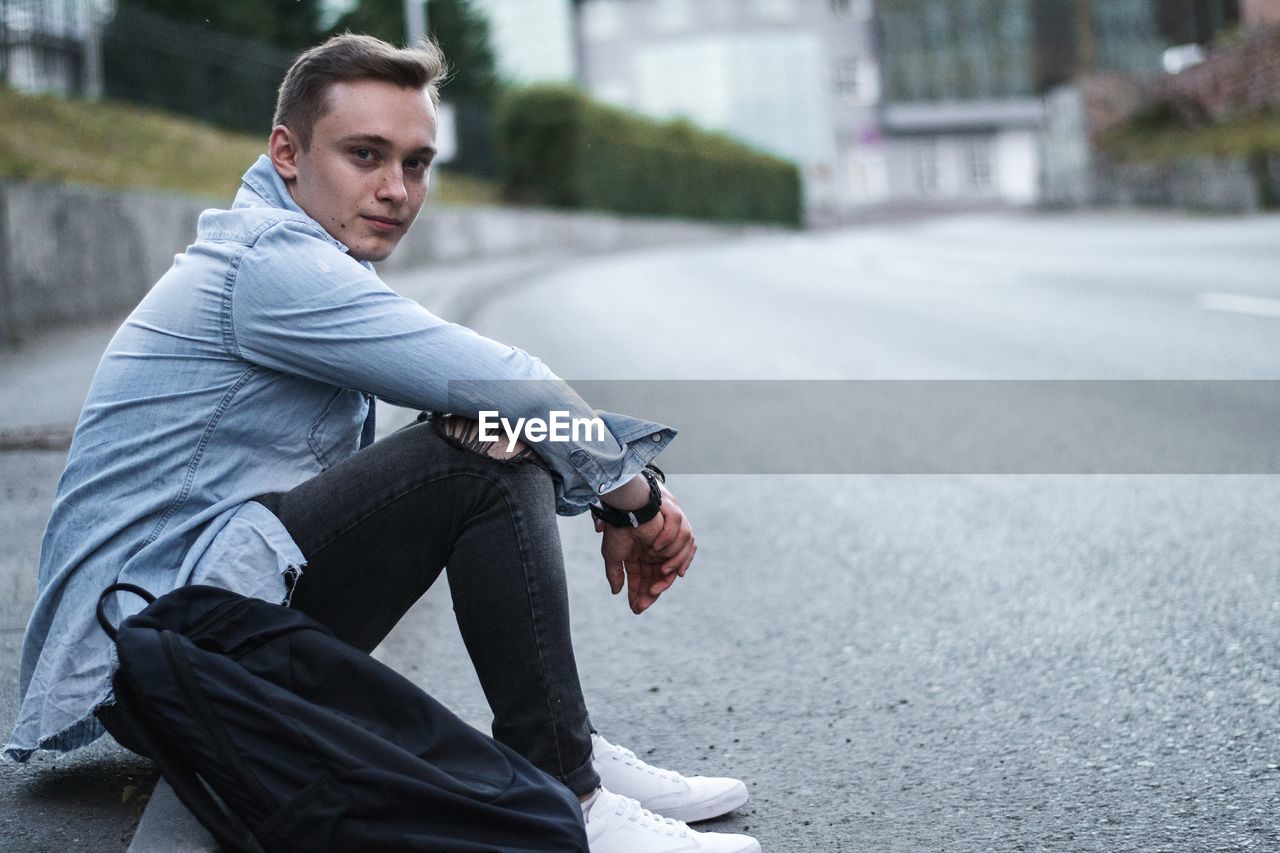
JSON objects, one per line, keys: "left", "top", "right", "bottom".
{"left": 350, "top": 238, "right": 400, "bottom": 264}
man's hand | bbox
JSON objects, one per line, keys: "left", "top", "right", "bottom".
{"left": 598, "top": 485, "right": 696, "bottom": 614}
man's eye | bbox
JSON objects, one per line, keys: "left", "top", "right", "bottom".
{"left": 354, "top": 148, "right": 374, "bottom": 161}
{"left": 406, "top": 158, "right": 429, "bottom": 172}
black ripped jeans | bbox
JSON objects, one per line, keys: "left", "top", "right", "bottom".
{"left": 254, "top": 415, "right": 600, "bottom": 796}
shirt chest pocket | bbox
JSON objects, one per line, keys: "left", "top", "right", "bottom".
{"left": 308, "top": 389, "right": 369, "bottom": 470}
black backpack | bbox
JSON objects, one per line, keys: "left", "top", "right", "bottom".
{"left": 97, "top": 583, "right": 589, "bottom": 852}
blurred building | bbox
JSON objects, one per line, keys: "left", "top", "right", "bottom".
{"left": 570, "top": 0, "right": 882, "bottom": 222}
{"left": 474, "top": 0, "right": 1255, "bottom": 217}
{"left": 470, "top": 0, "right": 577, "bottom": 83}
{"left": 0, "top": 0, "right": 107, "bottom": 96}
{"left": 874, "top": 0, "right": 1241, "bottom": 209}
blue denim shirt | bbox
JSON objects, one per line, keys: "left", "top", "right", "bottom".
{"left": 5, "top": 156, "right": 674, "bottom": 761}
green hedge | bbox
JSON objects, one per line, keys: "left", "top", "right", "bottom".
{"left": 496, "top": 86, "right": 802, "bottom": 227}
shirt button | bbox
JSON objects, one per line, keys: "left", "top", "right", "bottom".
{"left": 598, "top": 484, "right": 608, "bottom": 494}
{"left": 651, "top": 433, "right": 662, "bottom": 442}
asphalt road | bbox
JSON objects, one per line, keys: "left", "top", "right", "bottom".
{"left": 391, "top": 211, "right": 1280, "bottom": 851}
{"left": 2, "top": 211, "right": 1278, "bottom": 851}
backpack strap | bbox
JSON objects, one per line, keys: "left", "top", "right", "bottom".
{"left": 95, "top": 583, "right": 157, "bottom": 641}
{"left": 97, "top": 583, "right": 262, "bottom": 852}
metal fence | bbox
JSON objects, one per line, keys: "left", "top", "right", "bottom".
{"left": 100, "top": 5, "right": 294, "bottom": 134}
{"left": 4, "top": 2, "right": 499, "bottom": 172}
{"left": 0, "top": 0, "right": 104, "bottom": 95}
{"left": 451, "top": 97, "right": 499, "bottom": 178}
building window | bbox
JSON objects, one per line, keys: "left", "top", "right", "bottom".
{"left": 842, "top": 145, "right": 889, "bottom": 203}
{"left": 879, "top": 0, "right": 1035, "bottom": 102}
{"left": 833, "top": 58, "right": 860, "bottom": 100}
{"left": 912, "top": 140, "right": 939, "bottom": 195}
{"left": 832, "top": 57, "right": 879, "bottom": 105}
{"left": 965, "top": 137, "right": 992, "bottom": 191}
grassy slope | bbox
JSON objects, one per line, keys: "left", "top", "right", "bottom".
{"left": 0, "top": 87, "right": 499, "bottom": 204}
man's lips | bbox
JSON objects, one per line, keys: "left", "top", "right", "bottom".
{"left": 361, "top": 215, "right": 402, "bottom": 234}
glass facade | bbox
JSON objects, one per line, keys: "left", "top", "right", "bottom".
{"left": 878, "top": 0, "right": 1242, "bottom": 104}
{"left": 879, "top": 0, "right": 1036, "bottom": 102}
{"left": 1092, "top": 0, "right": 1164, "bottom": 76}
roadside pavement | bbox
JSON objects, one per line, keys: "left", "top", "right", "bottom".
{"left": 8, "top": 211, "right": 1280, "bottom": 852}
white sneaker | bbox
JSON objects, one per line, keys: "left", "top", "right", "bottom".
{"left": 584, "top": 787, "right": 760, "bottom": 853}
{"left": 591, "top": 734, "right": 750, "bottom": 823}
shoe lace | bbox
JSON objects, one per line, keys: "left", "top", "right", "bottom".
{"left": 608, "top": 743, "right": 681, "bottom": 783}
{"left": 614, "top": 794, "right": 690, "bottom": 838}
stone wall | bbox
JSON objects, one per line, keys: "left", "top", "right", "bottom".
{"left": 0, "top": 182, "right": 753, "bottom": 344}
{"left": 1091, "top": 156, "right": 1265, "bottom": 213}
{"left": 1040, "top": 81, "right": 1275, "bottom": 213}
{"left": 0, "top": 182, "right": 207, "bottom": 345}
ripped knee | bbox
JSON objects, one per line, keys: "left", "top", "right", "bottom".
{"left": 431, "top": 413, "right": 540, "bottom": 466}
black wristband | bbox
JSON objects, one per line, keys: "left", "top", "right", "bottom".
{"left": 590, "top": 467, "right": 663, "bottom": 528}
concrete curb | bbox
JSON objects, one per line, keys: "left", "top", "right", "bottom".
{"left": 126, "top": 779, "right": 216, "bottom": 853}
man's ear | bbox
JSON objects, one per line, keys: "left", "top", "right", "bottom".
{"left": 268, "top": 125, "right": 301, "bottom": 182}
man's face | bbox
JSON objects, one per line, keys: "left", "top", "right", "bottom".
{"left": 272, "top": 79, "right": 437, "bottom": 263}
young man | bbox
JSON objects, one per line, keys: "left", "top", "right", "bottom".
{"left": 6, "top": 34, "right": 759, "bottom": 852}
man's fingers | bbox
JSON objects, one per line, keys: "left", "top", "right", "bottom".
{"left": 651, "top": 506, "right": 681, "bottom": 552}
{"left": 605, "top": 557, "right": 624, "bottom": 595}
{"left": 627, "top": 569, "right": 650, "bottom": 613}
{"left": 623, "top": 561, "right": 674, "bottom": 614}
{"left": 652, "top": 523, "right": 693, "bottom": 567}
{"left": 647, "top": 569, "right": 678, "bottom": 597}
{"left": 668, "top": 519, "right": 694, "bottom": 560}
{"left": 664, "top": 540, "right": 697, "bottom": 577}
{"left": 630, "top": 581, "right": 662, "bottom": 614}
{"left": 610, "top": 497, "right": 694, "bottom": 611}
{"left": 629, "top": 586, "right": 650, "bottom": 614}
{"left": 651, "top": 508, "right": 694, "bottom": 560}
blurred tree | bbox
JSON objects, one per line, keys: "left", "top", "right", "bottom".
{"left": 116, "top": 0, "right": 324, "bottom": 51}
{"left": 328, "top": 0, "right": 499, "bottom": 101}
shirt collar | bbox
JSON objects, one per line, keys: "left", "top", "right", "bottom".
{"left": 233, "top": 155, "right": 351, "bottom": 255}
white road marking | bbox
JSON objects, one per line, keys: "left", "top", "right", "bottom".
{"left": 1197, "top": 292, "right": 1280, "bottom": 320}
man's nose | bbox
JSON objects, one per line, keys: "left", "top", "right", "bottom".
{"left": 377, "top": 166, "right": 409, "bottom": 205}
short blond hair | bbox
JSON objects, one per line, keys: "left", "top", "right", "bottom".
{"left": 273, "top": 34, "right": 447, "bottom": 148}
